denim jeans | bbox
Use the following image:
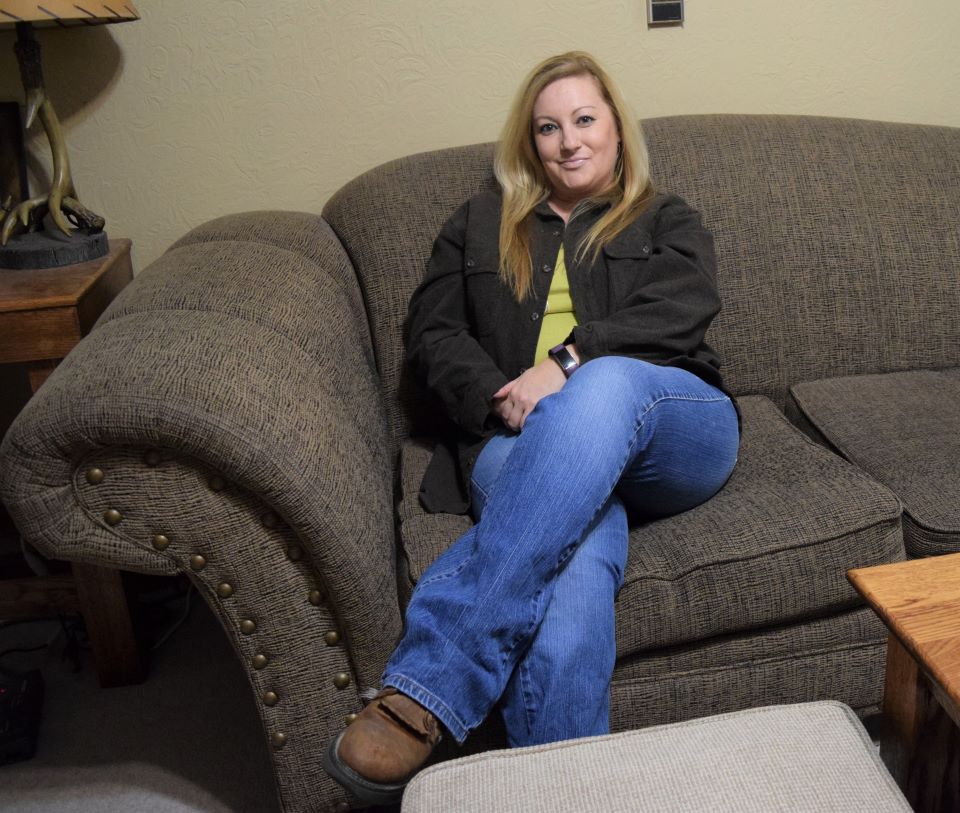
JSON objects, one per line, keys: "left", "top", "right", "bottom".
{"left": 383, "top": 357, "right": 739, "bottom": 746}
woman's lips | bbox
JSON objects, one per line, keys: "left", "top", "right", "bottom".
{"left": 559, "top": 157, "right": 587, "bottom": 169}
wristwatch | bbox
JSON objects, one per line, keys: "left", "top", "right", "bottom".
{"left": 548, "top": 344, "right": 580, "bottom": 378}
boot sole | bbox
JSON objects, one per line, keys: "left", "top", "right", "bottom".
{"left": 323, "top": 731, "right": 410, "bottom": 807}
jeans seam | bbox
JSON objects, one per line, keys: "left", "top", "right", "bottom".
{"left": 382, "top": 673, "right": 470, "bottom": 742}
{"left": 417, "top": 554, "right": 473, "bottom": 588}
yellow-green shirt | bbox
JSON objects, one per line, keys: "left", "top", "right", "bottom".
{"left": 534, "top": 245, "right": 578, "bottom": 364}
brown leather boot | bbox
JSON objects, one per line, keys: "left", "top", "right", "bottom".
{"left": 323, "top": 688, "right": 442, "bottom": 806}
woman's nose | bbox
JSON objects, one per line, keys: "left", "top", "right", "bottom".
{"left": 560, "top": 127, "right": 580, "bottom": 151}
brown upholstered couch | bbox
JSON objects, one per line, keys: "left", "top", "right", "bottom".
{"left": 2, "top": 115, "right": 960, "bottom": 812}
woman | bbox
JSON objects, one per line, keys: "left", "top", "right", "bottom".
{"left": 324, "top": 51, "right": 739, "bottom": 806}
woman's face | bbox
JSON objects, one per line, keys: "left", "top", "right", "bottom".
{"left": 532, "top": 74, "right": 620, "bottom": 205}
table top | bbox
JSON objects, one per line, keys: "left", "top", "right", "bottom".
{"left": 0, "top": 239, "right": 132, "bottom": 314}
{"left": 849, "top": 553, "right": 960, "bottom": 723}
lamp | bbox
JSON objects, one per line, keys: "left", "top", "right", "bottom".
{"left": 0, "top": 1, "right": 140, "bottom": 269}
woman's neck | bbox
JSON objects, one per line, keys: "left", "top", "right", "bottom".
{"left": 546, "top": 195, "right": 580, "bottom": 224}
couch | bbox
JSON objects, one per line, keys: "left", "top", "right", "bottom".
{"left": 2, "top": 114, "right": 959, "bottom": 813}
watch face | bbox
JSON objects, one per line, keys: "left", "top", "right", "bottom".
{"left": 548, "top": 345, "right": 578, "bottom": 377}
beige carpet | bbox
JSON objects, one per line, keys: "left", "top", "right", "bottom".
{"left": 0, "top": 585, "right": 281, "bottom": 812}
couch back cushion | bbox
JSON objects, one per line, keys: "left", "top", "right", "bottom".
{"left": 322, "top": 115, "right": 960, "bottom": 445}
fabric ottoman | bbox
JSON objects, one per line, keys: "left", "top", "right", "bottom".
{"left": 401, "top": 702, "right": 910, "bottom": 812}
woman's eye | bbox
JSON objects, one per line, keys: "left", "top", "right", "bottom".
{"left": 577, "top": 115, "right": 595, "bottom": 125}
{"left": 538, "top": 123, "right": 556, "bottom": 135}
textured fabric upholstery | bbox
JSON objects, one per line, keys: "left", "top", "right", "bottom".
{"left": 399, "top": 396, "right": 904, "bottom": 653}
{"left": 402, "top": 702, "right": 910, "bottom": 812}
{"left": 643, "top": 116, "right": 960, "bottom": 404}
{"left": 611, "top": 607, "right": 886, "bottom": 729}
{"left": 790, "top": 368, "right": 960, "bottom": 556}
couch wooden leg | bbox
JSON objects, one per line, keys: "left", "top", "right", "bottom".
{"left": 72, "top": 563, "right": 146, "bottom": 687}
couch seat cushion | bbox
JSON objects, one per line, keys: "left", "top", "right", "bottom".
{"left": 398, "top": 395, "right": 903, "bottom": 656}
{"left": 791, "top": 368, "right": 960, "bottom": 557}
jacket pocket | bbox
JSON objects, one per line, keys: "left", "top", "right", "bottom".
{"left": 603, "top": 229, "right": 652, "bottom": 305}
{"left": 463, "top": 249, "right": 506, "bottom": 337}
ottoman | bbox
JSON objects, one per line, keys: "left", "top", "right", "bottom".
{"left": 401, "top": 702, "right": 910, "bottom": 812}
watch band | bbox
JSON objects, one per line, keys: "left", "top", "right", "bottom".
{"left": 548, "top": 343, "right": 580, "bottom": 378}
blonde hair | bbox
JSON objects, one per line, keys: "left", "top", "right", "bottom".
{"left": 494, "top": 51, "right": 654, "bottom": 300}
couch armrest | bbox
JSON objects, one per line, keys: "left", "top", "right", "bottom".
{"left": 0, "top": 212, "right": 399, "bottom": 688}
{"left": 1, "top": 212, "right": 401, "bottom": 810}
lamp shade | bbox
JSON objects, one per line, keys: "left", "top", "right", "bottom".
{"left": 0, "top": 1, "right": 140, "bottom": 29}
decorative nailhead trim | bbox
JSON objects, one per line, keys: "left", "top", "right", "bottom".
{"left": 323, "top": 631, "right": 340, "bottom": 646}
{"left": 286, "top": 545, "right": 303, "bottom": 562}
{"left": 333, "top": 673, "right": 350, "bottom": 690}
{"left": 152, "top": 534, "right": 170, "bottom": 551}
{"left": 86, "top": 468, "right": 104, "bottom": 485}
{"left": 270, "top": 732, "right": 287, "bottom": 750}
{"left": 308, "top": 589, "right": 325, "bottom": 606}
{"left": 190, "top": 554, "right": 207, "bottom": 571}
{"left": 240, "top": 619, "right": 256, "bottom": 635}
{"left": 103, "top": 509, "right": 122, "bottom": 526}
{"left": 345, "top": 713, "right": 358, "bottom": 725}
{"left": 216, "top": 582, "right": 234, "bottom": 598}
{"left": 262, "top": 690, "right": 279, "bottom": 707}
{"left": 252, "top": 654, "right": 269, "bottom": 670}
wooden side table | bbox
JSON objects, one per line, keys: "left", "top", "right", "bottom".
{"left": 0, "top": 238, "right": 145, "bottom": 687}
{"left": 848, "top": 554, "right": 960, "bottom": 812}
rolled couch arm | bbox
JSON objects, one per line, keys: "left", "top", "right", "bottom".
{"left": 0, "top": 212, "right": 398, "bottom": 812}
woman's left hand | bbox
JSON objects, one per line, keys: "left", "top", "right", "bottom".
{"left": 491, "top": 359, "right": 566, "bottom": 431}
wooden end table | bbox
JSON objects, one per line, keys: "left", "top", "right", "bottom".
{"left": 0, "top": 239, "right": 145, "bottom": 687}
{"left": 848, "top": 554, "right": 960, "bottom": 812}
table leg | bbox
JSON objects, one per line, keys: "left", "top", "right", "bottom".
{"left": 72, "top": 563, "right": 146, "bottom": 687}
{"left": 882, "top": 634, "right": 960, "bottom": 811}
{"left": 25, "top": 359, "right": 58, "bottom": 392}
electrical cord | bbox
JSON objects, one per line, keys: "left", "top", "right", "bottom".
{"left": 151, "top": 583, "right": 194, "bottom": 651}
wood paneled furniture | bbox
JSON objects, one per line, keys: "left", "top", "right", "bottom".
{"left": 0, "top": 239, "right": 143, "bottom": 687}
{"left": 848, "top": 554, "right": 960, "bottom": 812}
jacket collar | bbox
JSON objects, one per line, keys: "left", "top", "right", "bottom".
{"left": 532, "top": 197, "right": 611, "bottom": 223}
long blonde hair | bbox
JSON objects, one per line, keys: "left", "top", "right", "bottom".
{"left": 494, "top": 51, "right": 654, "bottom": 300}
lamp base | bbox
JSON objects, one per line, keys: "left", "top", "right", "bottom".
{"left": 0, "top": 229, "right": 108, "bottom": 270}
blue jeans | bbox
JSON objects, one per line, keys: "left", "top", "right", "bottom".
{"left": 383, "top": 357, "right": 739, "bottom": 746}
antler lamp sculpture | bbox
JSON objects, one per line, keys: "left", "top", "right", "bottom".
{"left": 0, "top": 1, "right": 139, "bottom": 269}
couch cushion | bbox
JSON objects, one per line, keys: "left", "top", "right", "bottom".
{"left": 398, "top": 395, "right": 904, "bottom": 656}
{"left": 790, "top": 368, "right": 960, "bottom": 556}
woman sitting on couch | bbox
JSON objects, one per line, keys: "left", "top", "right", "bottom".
{"left": 324, "top": 50, "right": 739, "bottom": 806}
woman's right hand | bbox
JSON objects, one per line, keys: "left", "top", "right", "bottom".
{"left": 490, "top": 358, "right": 567, "bottom": 431}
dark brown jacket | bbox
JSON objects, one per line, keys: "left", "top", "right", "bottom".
{"left": 405, "top": 189, "right": 728, "bottom": 514}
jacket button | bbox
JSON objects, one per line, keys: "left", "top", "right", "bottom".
{"left": 531, "top": 312, "right": 539, "bottom": 321}
{"left": 465, "top": 258, "right": 475, "bottom": 268}
{"left": 553, "top": 230, "right": 561, "bottom": 237}
{"left": 642, "top": 245, "right": 650, "bottom": 254}
{"left": 541, "top": 264, "right": 552, "bottom": 273}
{"left": 519, "top": 367, "right": 527, "bottom": 374}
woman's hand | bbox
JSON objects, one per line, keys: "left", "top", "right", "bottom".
{"left": 491, "top": 358, "right": 566, "bottom": 431}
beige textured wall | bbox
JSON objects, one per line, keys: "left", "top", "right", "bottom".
{"left": 2, "top": 0, "right": 958, "bottom": 271}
